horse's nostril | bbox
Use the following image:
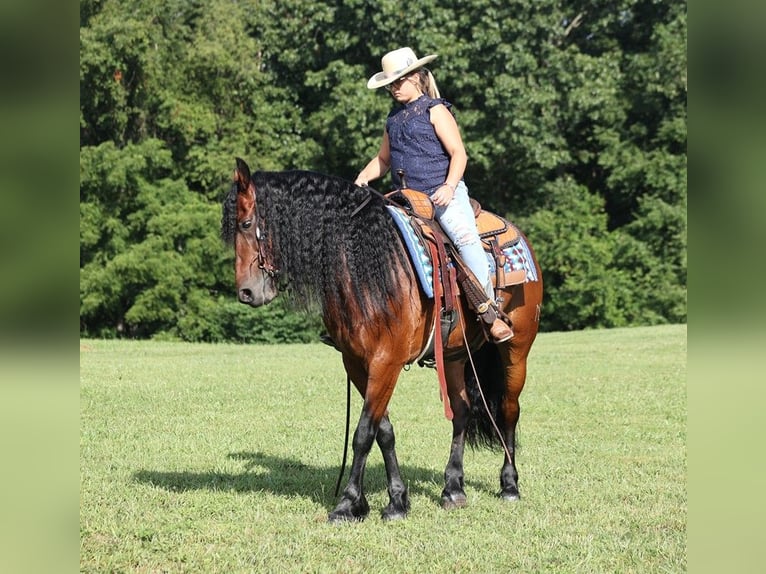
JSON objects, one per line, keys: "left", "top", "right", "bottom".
{"left": 238, "top": 288, "right": 254, "bottom": 303}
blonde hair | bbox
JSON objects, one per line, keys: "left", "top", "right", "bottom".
{"left": 413, "top": 68, "right": 441, "bottom": 99}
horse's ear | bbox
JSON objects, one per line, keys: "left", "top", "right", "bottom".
{"left": 234, "top": 157, "right": 251, "bottom": 192}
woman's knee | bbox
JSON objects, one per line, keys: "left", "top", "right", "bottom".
{"left": 454, "top": 231, "right": 480, "bottom": 249}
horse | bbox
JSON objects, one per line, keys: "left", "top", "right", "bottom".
{"left": 221, "top": 157, "right": 543, "bottom": 522}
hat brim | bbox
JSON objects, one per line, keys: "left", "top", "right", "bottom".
{"left": 367, "top": 54, "right": 438, "bottom": 90}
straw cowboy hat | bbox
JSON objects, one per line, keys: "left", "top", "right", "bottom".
{"left": 367, "top": 47, "right": 438, "bottom": 89}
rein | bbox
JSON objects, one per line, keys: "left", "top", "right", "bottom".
{"left": 334, "top": 375, "right": 352, "bottom": 498}
{"left": 458, "top": 310, "right": 514, "bottom": 466}
{"left": 356, "top": 185, "right": 409, "bottom": 213}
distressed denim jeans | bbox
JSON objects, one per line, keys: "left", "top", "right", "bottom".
{"left": 434, "top": 182, "right": 493, "bottom": 300}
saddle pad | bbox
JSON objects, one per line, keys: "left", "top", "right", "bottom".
{"left": 487, "top": 234, "right": 539, "bottom": 283}
{"left": 387, "top": 206, "right": 434, "bottom": 297}
{"left": 387, "top": 206, "right": 539, "bottom": 298}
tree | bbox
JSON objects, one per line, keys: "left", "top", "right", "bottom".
{"left": 80, "top": 0, "right": 686, "bottom": 339}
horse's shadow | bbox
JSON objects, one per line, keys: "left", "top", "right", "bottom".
{"left": 134, "top": 451, "right": 493, "bottom": 510}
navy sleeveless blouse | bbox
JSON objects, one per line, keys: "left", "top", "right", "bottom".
{"left": 386, "top": 95, "right": 454, "bottom": 193}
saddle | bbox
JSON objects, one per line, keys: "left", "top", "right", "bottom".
{"left": 386, "top": 188, "right": 528, "bottom": 292}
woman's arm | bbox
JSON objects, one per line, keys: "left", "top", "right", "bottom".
{"left": 430, "top": 103, "right": 467, "bottom": 207}
{"left": 354, "top": 130, "right": 391, "bottom": 186}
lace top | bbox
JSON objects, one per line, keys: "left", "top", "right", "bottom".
{"left": 386, "top": 95, "right": 454, "bottom": 193}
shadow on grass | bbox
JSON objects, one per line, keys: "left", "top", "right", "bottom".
{"left": 134, "top": 451, "right": 497, "bottom": 510}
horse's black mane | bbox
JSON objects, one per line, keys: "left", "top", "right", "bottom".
{"left": 221, "top": 170, "right": 409, "bottom": 318}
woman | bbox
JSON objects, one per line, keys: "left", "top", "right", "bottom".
{"left": 355, "top": 47, "right": 513, "bottom": 343}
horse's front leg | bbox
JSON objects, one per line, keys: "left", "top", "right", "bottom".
{"left": 328, "top": 409, "right": 375, "bottom": 523}
{"left": 441, "top": 360, "right": 469, "bottom": 510}
{"left": 329, "top": 356, "right": 405, "bottom": 522}
{"left": 376, "top": 414, "right": 409, "bottom": 520}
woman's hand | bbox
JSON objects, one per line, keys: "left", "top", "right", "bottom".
{"left": 431, "top": 183, "right": 455, "bottom": 207}
{"left": 355, "top": 131, "right": 391, "bottom": 188}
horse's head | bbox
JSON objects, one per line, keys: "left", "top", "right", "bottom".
{"left": 230, "top": 158, "right": 279, "bottom": 307}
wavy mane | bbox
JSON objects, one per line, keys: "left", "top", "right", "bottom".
{"left": 222, "top": 171, "right": 409, "bottom": 319}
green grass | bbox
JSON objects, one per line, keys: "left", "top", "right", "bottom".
{"left": 80, "top": 325, "right": 686, "bottom": 573}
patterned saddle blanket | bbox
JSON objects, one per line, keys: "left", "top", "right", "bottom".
{"left": 386, "top": 195, "right": 539, "bottom": 298}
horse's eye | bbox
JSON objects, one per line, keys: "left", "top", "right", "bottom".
{"left": 241, "top": 219, "right": 252, "bottom": 230}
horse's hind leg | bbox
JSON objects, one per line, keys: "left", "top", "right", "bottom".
{"left": 498, "top": 348, "right": 529, "bottom": 501}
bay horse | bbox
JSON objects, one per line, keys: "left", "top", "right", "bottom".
{"left": 221, "top": 157, "right": 543, "bottom": 522}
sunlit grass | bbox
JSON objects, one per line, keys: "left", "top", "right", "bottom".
{"left": 80, "top": 325, "right": 686, "bottom": 572}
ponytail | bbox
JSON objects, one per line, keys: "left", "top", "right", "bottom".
{"left": 415, "top": 68, "right": 441, "bottom": 99}
{"left": 424, "top": 69, "right": 441, "bottom": 99}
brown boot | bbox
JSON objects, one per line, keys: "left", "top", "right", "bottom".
{"left": 489, "top": 318, "right": 514, "bottom": 343}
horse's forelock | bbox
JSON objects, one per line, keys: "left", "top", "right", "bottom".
{"left": 220, "top": 181, "right": 239, "bottom": 246}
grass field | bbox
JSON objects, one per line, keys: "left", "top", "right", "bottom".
{"left": 80, "top": 324, "right": 686, "bottom": 573}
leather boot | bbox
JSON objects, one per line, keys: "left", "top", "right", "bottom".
{"left": 489, "top": 318, "right": 514, "bottom": 343}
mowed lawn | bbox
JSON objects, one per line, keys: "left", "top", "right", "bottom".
{"left": 80, "top": 324, "right": 686, "bottom": 573}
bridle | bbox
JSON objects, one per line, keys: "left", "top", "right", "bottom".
{"left": 240, "top": 185, "right": 279, "bottom": 278}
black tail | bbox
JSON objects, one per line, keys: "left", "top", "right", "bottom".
{"left": 464, "top": 343, "right": 508, "bottom": 450}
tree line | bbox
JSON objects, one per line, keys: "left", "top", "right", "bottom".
{"left": 80, "top": 0, "right": 686, "bottom": 341}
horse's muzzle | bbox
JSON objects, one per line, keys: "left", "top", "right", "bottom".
{"left": 237, "top": 279, "right": 278, "bottom": 307}
{"left": 236, "top": 262, "right": 279, "bottom": 307}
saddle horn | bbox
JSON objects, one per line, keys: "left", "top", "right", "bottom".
{"left": 396, "top": 169, "right": 408, "bottom": 189}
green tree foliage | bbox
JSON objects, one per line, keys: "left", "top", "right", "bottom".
{"left": 80, "top": 0, "right": 686, "bottom": 340}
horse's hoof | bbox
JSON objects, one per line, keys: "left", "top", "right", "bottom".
{"left": 381, "top": 500, "right": 409, "bottom": 521}
{"left": 327, "top": 510, "right": 366, "bottom": 524}
{"left": 499, "top": 488, "right": 520, "bottom": 502}
{"left": 381, "top": 509, "right": 407, "bottom": 521}
{"left": 441, "top": 492, "right": 467, "bottom": 510}
{"left": 327, "top": 497, "right": 370, "bottom": 524}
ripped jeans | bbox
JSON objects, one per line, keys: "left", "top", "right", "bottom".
{"left": 433, "top": 181, "right": 493, "bottom": 300}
